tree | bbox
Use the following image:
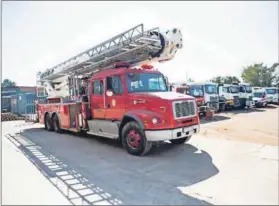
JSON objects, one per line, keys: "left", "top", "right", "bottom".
{"left": 241, "top": 63, "right": 279, "bottom": 87}
{"left": 187, "top": 78, "right": 194, "bottom": 82}
{"left": 210, "top": 76, "right": 241, "bottom": 85}
{"left": 1, "top": 79, "right": 16, "bottom": 87}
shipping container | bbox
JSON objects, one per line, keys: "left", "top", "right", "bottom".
{"left": 10, "top": 93, "right": 37, "bottom": 115}
{"left": 1, "top": 96, "right": 12, "bottom": 112}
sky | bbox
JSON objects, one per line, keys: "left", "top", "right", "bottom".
{"left": 2, "top": 1, "right": 278, "bottom": 86}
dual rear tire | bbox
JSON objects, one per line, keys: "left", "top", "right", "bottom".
{"left": 44, "top": 113, "right": 62, "bottom": 133}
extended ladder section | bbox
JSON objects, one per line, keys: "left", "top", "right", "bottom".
{"left": 37, "top": 24, "right": 183, "bottom": 98}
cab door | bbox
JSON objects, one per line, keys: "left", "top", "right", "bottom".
{"left": 105, "top": 75, "right": 126, "bottom": 120}
{"left": 91, "top": 79, "right": 106, "bottom": 119}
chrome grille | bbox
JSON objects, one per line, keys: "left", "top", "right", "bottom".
{"left": 249, "top": 96, "right": 252, "bottom": 101}
{"left": 173, "top": 100, "right": 196, "bottom": 119}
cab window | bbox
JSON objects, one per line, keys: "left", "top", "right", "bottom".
{"left": 92, "top": 80, "right": 104, "bottom": 95}
{"left": 222, "top": 87, "right": 229, "bottom": 93}
{"left": 106, "top": 76, "right": 123, "bottom": 95}
{"left": 239, "top": 86, "right": 245, "bottom": 93}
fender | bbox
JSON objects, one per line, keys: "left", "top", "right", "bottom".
{"left": 121, "top": 109, "right": 165, "bottom": 130}
{"left": 121, "top": 113, "right": 145, "bottom": 129}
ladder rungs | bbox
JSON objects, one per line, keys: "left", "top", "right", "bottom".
{"left": 39, "top": 24, "right": 163, "bottom": 81}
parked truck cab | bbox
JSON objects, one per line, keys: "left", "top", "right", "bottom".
{"left": 233, "top": 83, "right": 253, "bottom": 108}
{"left": 264, "top": 87, "right": 278, "bottom": 104}
{"left": 218, "top": 84, "right": 240, "bottom": 109}
{"left": 170, "top": 83, "right": 209, "bottom": 116}
{"left": 188, "top": 82, "right": 219, "bottom": 112}
{"left": 252, "top": 89, "right": 268, "bottom": 107}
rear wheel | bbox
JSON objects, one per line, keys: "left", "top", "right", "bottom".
{"left": 121, "top": 121, "right": 153, "bottom": 156}
{"left": 170, "top": 136, "right": 192, "bottom": 145}
{"left": 45, "top": 114, "right": 54, "bottom": 131}
{"left": 53, "top": 114, "right": 62, "bottom": 133}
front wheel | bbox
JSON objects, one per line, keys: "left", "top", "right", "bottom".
{"left": 170, "top": 136, "right": 192, "bottom": 145}
{"left": 121, "top": 121, "right": 153, "bottom": 156}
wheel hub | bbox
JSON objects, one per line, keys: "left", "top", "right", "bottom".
{"left": 127, "top": 130, "right": 141, "bottom": 149}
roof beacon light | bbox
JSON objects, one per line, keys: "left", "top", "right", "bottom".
{"left": 141, "top": 64, "right": 154, "bottom": 70}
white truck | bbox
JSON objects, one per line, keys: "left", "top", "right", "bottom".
{"left": 218, "top": 84, "right": 240, "bottom": 109}
{"left": 264, "top": 87, "right": 278, "bottom": 104}
{"left": 188, "top": 82, "right": 219, "bottom": 112}
{"left": 252, "top": 88, "right": 268, "bottom": 107}
{"left": 233, "top": 83, "right": 253, "bottom": 108}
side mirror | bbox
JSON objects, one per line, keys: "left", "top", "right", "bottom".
{"left": 106, "top": 90, "right": 113, "bottom": 97}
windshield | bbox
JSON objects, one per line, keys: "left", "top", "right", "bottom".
{"left": 126, "top": 72, "right": 168, "bottom": 93}
{"left": 230, "top": 86, "right": 239, "bottom": 94}
{"left": 245, "top": 85, "right": 252, "bottom": 93}
{"left": 190, "top": 86, "right": 203, "bottom": 97}
{"left": 266, "top": 88, "right": 277, "bottom": 94}
{"left": 253, "top": 92, "right": 264, "bottom": 98}
{"left": 204, "top": 84, "right": 217, "bottom": 94}
{"left": 177, "top": 88, "right": 188, "bottom": 94}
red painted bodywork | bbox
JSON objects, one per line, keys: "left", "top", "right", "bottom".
{"left": 38, "top": 67, "right": 199, "bottom": 132}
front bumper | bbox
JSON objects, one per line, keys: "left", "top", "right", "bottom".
{"left": 207, "top": 102, "right": 219, "bottom": 111}
{"left": 254, "top": 102, "right": 264, "bottom": 106}
{"left": 246, "top": 100, "right": 254, "bottom": 106}
{"left": 145, "top": 124, "right": 200, "bottom": 142}
{"left": 225, "top": 99, "right": 234, "bottom": 106}
{"left": 267, "top": 99, "right": 278, "bottom": 104}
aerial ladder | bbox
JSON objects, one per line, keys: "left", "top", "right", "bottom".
{"left": 36, "top": 24, "right": 183, "bottom": 101}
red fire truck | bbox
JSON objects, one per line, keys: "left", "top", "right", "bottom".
{"left": 35, "top": 24, "right": 200, "bottom": 156}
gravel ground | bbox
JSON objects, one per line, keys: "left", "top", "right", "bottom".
{"left": 200, "top": 105, "right": 279, "bottom": 146}
{"left": 2, "top": 106, "right": 278, "bottom": 205}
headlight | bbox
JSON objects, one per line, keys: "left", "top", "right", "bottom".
{"left": 152, "top": 117, "right": 158, "bottom": 124}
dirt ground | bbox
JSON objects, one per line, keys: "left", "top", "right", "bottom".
{"left": 200, "top": 105, "right": 279, "bottom": 146}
